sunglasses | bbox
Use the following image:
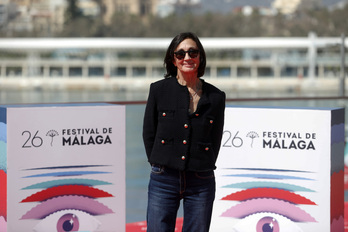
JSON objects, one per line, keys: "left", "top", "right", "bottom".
{"left": 174, "top": 49, "right": 200, "bottom": 60}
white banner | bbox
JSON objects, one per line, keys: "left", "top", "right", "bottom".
{"left": 1, "top": 103, "right": 125, "bottom": 232}
{"left": 211, "top": 106, "right": 344, "bottom": 232}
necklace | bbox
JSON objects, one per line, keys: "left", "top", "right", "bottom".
{"left": 190, "top": 90, "right": 198, "bottom": 100}
{"left": 188, "top": 81, "right": 201, "bottom": 101}
{"left": 176, "top": 76, "right": 201, "bottom": 100}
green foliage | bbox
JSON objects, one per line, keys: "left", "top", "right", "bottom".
{"left": 65, "top": 0, "right": 83, "bottom": 23}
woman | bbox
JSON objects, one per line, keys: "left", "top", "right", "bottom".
{"left": 143, "top": 32, "right": 225, "bottom": 232}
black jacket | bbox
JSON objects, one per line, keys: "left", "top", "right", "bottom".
{"left": 143, "top": 76, "right": 226, "bottom": 171}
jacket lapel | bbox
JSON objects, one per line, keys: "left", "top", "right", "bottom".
{"left": 196, "top": 80, "right": 211, "bottom": 110}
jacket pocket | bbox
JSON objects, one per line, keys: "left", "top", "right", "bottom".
{"left": 195, "top": 170, "right": 215, "bottom": 179}
{"left": 155, "top": 137, "right": 174, "bottom": 146}
{"left": 158, "top": 109, "right": 175, "bottom": 119}
{"left": 196, "top": 142, "right": 216, "bottom": 165}
{"left": 205, "top": 115, "right": 216, "bottom": 127}
{"left": 200, "top": 115, "right": 215, "bottom": 135}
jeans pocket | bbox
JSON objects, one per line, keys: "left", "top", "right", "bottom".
{"left": 195, "top": 170, "right": 214, "bottom": 179}
{"left": 151, "top": 164, "right": 164, "bottom": 174}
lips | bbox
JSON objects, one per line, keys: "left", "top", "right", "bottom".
{"left": 182, "top": 63, "right": 196, "bottom": 68}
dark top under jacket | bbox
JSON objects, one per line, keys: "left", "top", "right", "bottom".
{"left": 142, "top": 76, "right": 226, "bottom": 172}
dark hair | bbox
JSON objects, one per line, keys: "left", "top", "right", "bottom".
{"left": 164, "top": 32, "right": 206, "bottom": 78}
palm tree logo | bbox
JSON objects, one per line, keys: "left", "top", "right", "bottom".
{"left": 246, "top": 131, "right": 259, "bottom": 148}
{"left": 46, "top": 130, "right": 59, "bottom": 146}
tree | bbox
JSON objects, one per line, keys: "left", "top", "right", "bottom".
{"left": 65, "top": 0, "right": 83, "bottom": 24}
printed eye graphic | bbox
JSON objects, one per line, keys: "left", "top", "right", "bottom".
{"left": 21, "top": 194, "right": 113, "bottom": 232}
{"left": 220, "top": 168, "right": 317, "bottom": 232}
{"left": 20, "top": 165, "right": 115, "bottom": 232}
{"left": 33, "top": 210, "right": 100, "bottom": 232}
{"left": 231, "top": 212, "right": 303, "bottom": 232}
{"left": 56, "top": 213, "right": 80, "bottom": 232}
{"left": 257, "top": 216, "right": 279, "bottom": 232}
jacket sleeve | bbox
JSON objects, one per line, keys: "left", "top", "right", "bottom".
{"left": 212, "top": 91, "right": 226, "bottom": 158}
{"left": 142, "top": 83, "right": 158, "bottom": 161}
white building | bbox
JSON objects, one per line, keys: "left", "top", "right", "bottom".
{"left": 272, "top": 0, "right": 322, "bottom": 15}
{"left": 272, "top": 0, "right": 302, "bottom": 14}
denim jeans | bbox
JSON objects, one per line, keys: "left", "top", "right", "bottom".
{"left": 147, "top": 165, "right": 216, "bottom": 232}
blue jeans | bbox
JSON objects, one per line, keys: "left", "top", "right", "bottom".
{"left": 147, "top": 165, "right": 216, "bottom": 232}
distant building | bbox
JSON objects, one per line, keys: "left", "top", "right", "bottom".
{"left": 0, "top": 0, "right": 342, "bottom": 35}
{"left": 173, "top": 0, "right": 201, "bottom": 15}
{"left": 2, "top": 0, "right": 106, "bottom": 34}
{"left": 272, "top": 0, "right": 322, "bottom": 15}
{"left": 272, "top": 0, "right": 301, "bottom": 14}
{"left": 100, "top": 0, "right": 201, "bottom": 21}
{"left": 78, "top": 0, "right": 100, "bottom": 16}
{"left": 156, "top": 0, "right": 175, "bottom": 17}
{"left": 102, "top": 0, "right": 159, "bottom": 24}
{"left": 327, "top": 0, "right": 348, "bottom": 10}
{"left": 2, "top": 0, "right": 66, "bottom": 35}
{"left": 233, "top": 5, "right": 277, "bottom": 16}
{"left": 0, "top": 0, "right": 9, "bottom": 27}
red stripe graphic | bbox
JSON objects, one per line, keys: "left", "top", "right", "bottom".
{"left": 21, "top": 184, "right": 113, "bottom": 203}
{"left": 221, "top": 187, "right": 316, "bottom": 205}
{"left": 0, "top": 170, "right": 6, "bottom": 220}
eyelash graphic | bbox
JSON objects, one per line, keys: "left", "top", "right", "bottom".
{"left": 0, "top": 141, "right": 6, "bottom": 172}
{"left": 221, "top": 198, "right": 316, "bottom": 222}
{"left": 219, "top": 167, "right": 317, "bottom": 231}
{"left": 21, "top": 195, "right": 113, "bottom": 219}
{"left": 222, "top": 181, "right": 315, "bottom": 192}
{"left": 24, "top": 165, "right": 112, "bottom": 170}
{"left": 23, "top": 170, "right": 111, "bottom": 178}
{"left": 0, "top": 122, "right": 6, "bottom": 143}
{"left": 20, "top": 165, "right": 115, "bottom": 232}
{"left": 22, "top": 178, "right": 112, "bottom": 190}
{"left": 224, "top": 173, "right": 314, "bottom": 180}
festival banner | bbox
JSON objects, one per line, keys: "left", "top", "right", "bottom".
{"left": 0, "top": 103, "right": 126, "bottom": 232}
{"left": 211, "top": 106, "right": 344, "bottom": 232}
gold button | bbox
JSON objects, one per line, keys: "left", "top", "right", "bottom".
{"left": 181, "top": 156, "right": 186, "bottom": 160}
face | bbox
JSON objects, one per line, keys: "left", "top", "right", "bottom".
{"left": 173, "top": 38, "right": 200, "bottom": 75}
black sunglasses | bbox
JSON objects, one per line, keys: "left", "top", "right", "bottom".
{"left": 174, "top": 49, "right": 200, "bottom": 60}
